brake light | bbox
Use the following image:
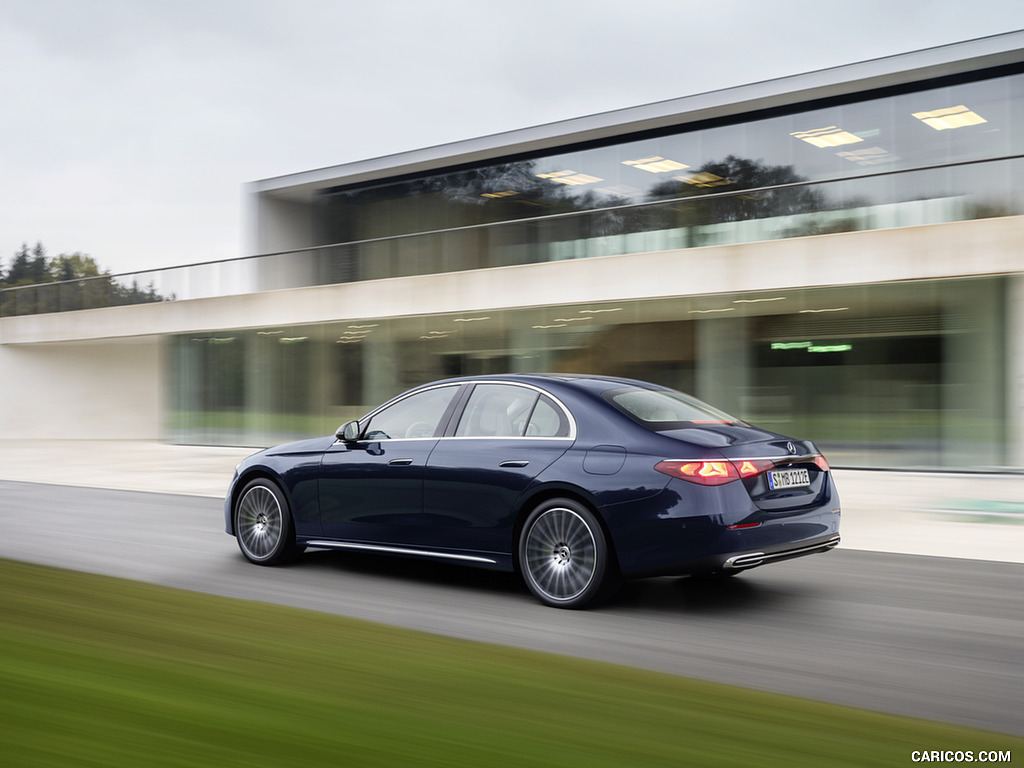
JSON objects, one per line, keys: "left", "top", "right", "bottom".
{"left": 814, "top": 455, "right": 830, "bottom": 472}
{"left": 655, "top": 460, "right": 738, "bottom": 485}
{"left": 656, "top": 457, "right": 778, "bottom": 485}
{"left": 736, "top": 458, "right": 776, "bottom": 478}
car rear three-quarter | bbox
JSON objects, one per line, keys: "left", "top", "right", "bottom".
{"left": 221, "top": 373, "right": 840, "bottom": 609}
{"left": 593, "top": 444, "right": 841, "bottom": 580}
{"left": 574, "top": 383, "right": 841, "bottom": 580}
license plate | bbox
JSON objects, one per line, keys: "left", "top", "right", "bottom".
{"left": 768, "top": 468, "right": 810, "bottom": 490}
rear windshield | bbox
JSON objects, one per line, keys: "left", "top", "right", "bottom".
{"left": 604, "top": 387, "right": 742, "bottom": 430}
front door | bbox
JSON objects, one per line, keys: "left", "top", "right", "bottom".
{"left": 318, "top": 384, "right": 461, "bottom": 544}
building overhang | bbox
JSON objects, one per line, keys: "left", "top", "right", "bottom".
{"left": 5, "top": 217, "right": 1022, "bottom": 346}
{"left": 250, "top": 31, "right": 1024, "bottom": 204}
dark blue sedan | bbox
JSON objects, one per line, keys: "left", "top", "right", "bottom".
{"left": 225, "top": 374, "right": 841, "bottom": 608}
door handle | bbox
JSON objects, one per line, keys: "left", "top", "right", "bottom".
{"left": 388, "top": 458, "right": 414, "bottom": 466}
{"left": 499, "top": 460, "right": 530, "bottom": 468}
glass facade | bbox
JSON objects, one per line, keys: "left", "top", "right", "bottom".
{"left": 4, "top": 69, "right": 1023, "bottom": 315}
{"left": 169, "top": 276, "right": 1008, "bottom": 471}
{"left": 7, "top": 52, "right": 1015, "bottom": 471}
{"left": 314, "top": 69, "right": 1024, "bottom": 269}
{"left": 162, "top": 62, "right": 1023, "bottom": 469}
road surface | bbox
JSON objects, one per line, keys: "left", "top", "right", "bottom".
{"left": 2, "top": 479, "right": 1021, "bottom": 735}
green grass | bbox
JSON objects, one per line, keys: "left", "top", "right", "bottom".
{"left": 1, "top": 559, "right": 1019, "bottom": 767}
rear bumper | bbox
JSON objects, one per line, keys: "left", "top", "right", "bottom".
{"left": 618, "top": 529, "right": 841, "bottom": 578}
{"left": 722, "top": 534, "right": 841, "bottom": 570}
{"left": 603, "top": 475, "right": 842, "bottom": 578}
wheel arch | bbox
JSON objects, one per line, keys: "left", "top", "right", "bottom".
{"left": 511, "top": 484, "right": 620, "bottom": 575}
{"left": 230, "top": 467, "right": 292, "bottom": 522}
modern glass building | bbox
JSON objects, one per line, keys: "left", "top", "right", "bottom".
{"left": 3, "top": 31, "right": 1023, "bottom": 471}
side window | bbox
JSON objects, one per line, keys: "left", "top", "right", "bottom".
{"left": 526, "top": 395, "right": 570, "bottom": 438}
{"left": 455, "top": 384, "right": 539, "bottom": 437}
{"left": 363, "top": 386, "right": 458, "bottom": 440}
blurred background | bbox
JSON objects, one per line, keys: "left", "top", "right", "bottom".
{"left": 2, "top": 10, "right": 1023, "bottom": 757}
{"left": 1, "top": 4, "right": 1023, "bottom": 477}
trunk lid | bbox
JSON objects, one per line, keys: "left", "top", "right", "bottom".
{"left": 660, "top": 424, "right": 830, "bottom": 511}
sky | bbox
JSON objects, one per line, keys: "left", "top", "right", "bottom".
{"left": 2, "top": 0, "right": 1023, "bottom": 276}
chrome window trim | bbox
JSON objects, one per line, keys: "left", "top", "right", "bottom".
{"left": 450, "top": 380, "right": 578, "bottom": 440}
{"left": 336, "top": 382, "right": 464, "bottom": 444}
{"left": 361, "top": 381, "right": 464, "bottom": 423}
{"left": 663, "top": 454, "right": 821, "bottom": 463}
{"left": 437, "top": 435, "right": 574, "bottom": 442}
{"left": 336, "top": 437, "right": 442, "bottom": 444}
{"left": 341, "top": 380, "right": 578, "bottom": 443}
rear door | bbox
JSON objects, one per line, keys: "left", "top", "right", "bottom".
{"left": 422, "top": 383, "right": 574, "bottom": 553}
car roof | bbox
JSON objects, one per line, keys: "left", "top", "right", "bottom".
{"left": 425, "top": 373, "right": 664, "bottom": 394}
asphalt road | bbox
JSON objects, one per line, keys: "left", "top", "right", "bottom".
{"left": 2, "top": 479, "right": 1022, "bottom": 736}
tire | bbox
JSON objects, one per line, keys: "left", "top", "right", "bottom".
{"left": 518, "top": 498, "right": 619, "bottom": 609}
{"left": 234, "top": 478, "right": 302, "bottom": 565}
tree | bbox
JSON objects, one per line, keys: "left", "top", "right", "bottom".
{"left": 5, "top": 243, "right": 34, "bottom": 286}
{"left": 29, "top": 242, "right": 47, "bottom": 283}
{"left": 0, "top": 241, "right": 171, "bottom": 316}
{"left": 46, "top": 252, "right": 104, "bottom": 282}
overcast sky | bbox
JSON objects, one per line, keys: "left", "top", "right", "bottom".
{"left": 2, "top": 0, "right": 1023, "bottom": 275}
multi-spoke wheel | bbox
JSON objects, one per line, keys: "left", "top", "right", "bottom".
{"left": 234, "top": 479, "right": 301, "bottom": 565}
{"left": 519, "top": 498, "right": 618, "bottom": 609}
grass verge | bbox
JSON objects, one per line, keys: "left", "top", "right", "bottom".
{"left": 1, "top": 558, "right": 1019, "bottom": 767}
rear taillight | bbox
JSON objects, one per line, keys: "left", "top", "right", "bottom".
{"left": 735, "top": 458, "right": 776, "bottom": 478}
{"left": 655, "top": 460, "right": 738, "bottom": 486}
{"left": 655, "top": 455, "right": 825, "bottom": 486}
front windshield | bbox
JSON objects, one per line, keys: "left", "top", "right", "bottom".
{"left": 604, "top": 387, "right": 743, "bottom": 430}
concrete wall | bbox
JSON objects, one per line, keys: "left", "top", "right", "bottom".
{"left": 1, "top": 216, "right": 1021, "bottom": 444}
{"left": 3, "top": 216, "right": 1024, "bottom": 346}
{"left": 0, "top": 337, "right": 163, "bottom": 440}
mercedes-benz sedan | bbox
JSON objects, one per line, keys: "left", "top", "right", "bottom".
{"left": 225, "top": 374, "right": 840, "bottom": 608}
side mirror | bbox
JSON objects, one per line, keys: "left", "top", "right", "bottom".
{"left": 337, "top": 420, "right": 361, "bottom": 442}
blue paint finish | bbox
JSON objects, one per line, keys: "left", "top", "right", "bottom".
{"left": 225, "top": 374, "right": 841, "bottom": 591}
{"left": 583, "top": 445, "right": 626, "bottom": 475}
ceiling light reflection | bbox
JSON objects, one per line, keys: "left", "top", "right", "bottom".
{"left": 536, "top": 170, "right": 603, "bottom": 186}
{"left": 677, "top": 172, "right": 732, "bottom": 187}
{"left": 623, "top": 156, "right": 690, "bottom": 173}
{"left": 791, "top": 126, "right": 863, "bottom": 148}
{"left": 836, "top": 146, "right": 899, "bottom": 165}
{"left": 913, "top": 105, "right": 987, "bottom": 130}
